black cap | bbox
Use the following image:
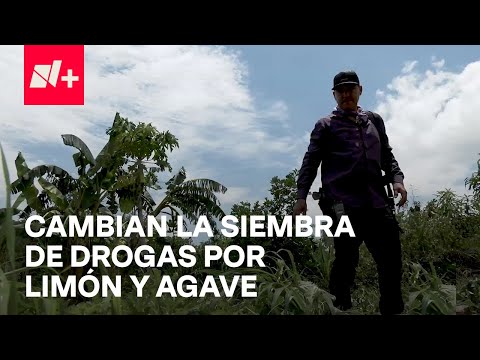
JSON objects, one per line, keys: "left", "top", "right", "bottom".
{"left": 332, "top": 70, "right": 360, "bottom": 90}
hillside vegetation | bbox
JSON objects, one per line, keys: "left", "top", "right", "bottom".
{"left": 1, "top": 113, "right": 478, "bottom": 315}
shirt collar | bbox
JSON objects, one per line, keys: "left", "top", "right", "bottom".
{"left": 332, "top": 105, "right": 369, "bottom": 124}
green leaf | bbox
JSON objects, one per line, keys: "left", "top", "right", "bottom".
{"left": 87, "top": 140, "right": 117, "bottom": 177}
{"left": 22, "top": 185, "right": 42, "bottom": 212}
{"left": 38, "top": 177, "right": 68, "bottom": 211}
{"left": 119, "top": 197, "right": 135, "bottom": 214}
{"left": 0, "top": 268, "right": 10, "bottom": 315}
{"left": 166, "top": 167, "right": 187, "bottom": 189}
{"left": 14, "top": 152, "right": 30, "bottom": 178}
{"left": 12, "top": 193, "right": 26, "bottom": 209}
{"left": 61, "top": 134, "right": 95, "bottom": 166}
{"left": 80, "top": 188, "right": 98, "bottom": 210}
{"left": 271, "top": 286, "right": 286, "bottom": 310}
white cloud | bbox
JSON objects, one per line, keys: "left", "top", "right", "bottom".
{"left": 0, "top": 45, "right": 293, "bottom": 208}
{"left": 401, "top": 60, "right": 418, "bottom": 73}
{"left": 374, "top": 59, "right": 480, "bottom": 202}
{"left": 432, "top": 58, "right": 445, "bottom": 69}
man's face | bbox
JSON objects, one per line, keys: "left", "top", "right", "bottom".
{"left": 333, "top": 84, "right": 362, "bottom": 111}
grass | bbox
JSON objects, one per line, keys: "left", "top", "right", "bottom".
{"left": 0, "top": 143, "right": 17, "bottom": 314}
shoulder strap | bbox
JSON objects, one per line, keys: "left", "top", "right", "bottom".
{"left": 366, "top": 110, "right": 385, "bottom": 143}
{"left": 366, "top": 110, "right": 392, "bottom": 189}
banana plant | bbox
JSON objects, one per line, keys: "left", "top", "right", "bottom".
{"left": 151, "top": 166, "right": 227, "bottom": 233}
{"left": 104, "top": 113, "right": 227, "bottom": 233}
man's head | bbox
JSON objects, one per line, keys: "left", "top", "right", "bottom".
{"left": 332, "top": 70, "right": 362, "bottom": 112}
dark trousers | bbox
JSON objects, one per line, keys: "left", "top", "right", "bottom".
{"left": 327, "top": 206, "right": 404, "bottom": 315}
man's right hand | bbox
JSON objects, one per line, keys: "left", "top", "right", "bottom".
{"left": 293, "top": 199, "right": 307, "bottom": 217}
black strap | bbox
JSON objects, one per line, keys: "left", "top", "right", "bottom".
{"left": 366, "top": 111, "right": 384, "bottom": 142}
{"left": 366, "top": 111, "right": 388, "bottom": 184}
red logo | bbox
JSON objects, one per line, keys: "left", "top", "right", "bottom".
{"left": 24, "top": 45, "right": 84, "bottom": 105}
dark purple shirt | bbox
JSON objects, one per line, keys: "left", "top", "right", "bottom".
{"left": 297, "top": 107, "right": 404, "bottom": 208}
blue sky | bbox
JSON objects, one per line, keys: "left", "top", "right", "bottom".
{"left": 1, "top": 45, "right": 480, "bottom": 225}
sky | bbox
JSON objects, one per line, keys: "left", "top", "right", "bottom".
{"left": 1, "top": 45, "right": 479, "bottom": 226}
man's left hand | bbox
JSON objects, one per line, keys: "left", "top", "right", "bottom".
{"left": 393, "top": 182, "right": 408, "bottom": 207}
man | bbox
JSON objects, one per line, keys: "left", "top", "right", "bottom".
{"left": 293, "top": 70, "right": 408, "bottom": 315}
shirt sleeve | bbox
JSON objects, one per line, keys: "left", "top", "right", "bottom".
{"left": 374, "top": 113, "right": 405, "bottom": 184}
{"left": 297, "top": 120, "right": 328, "bottom": 199}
